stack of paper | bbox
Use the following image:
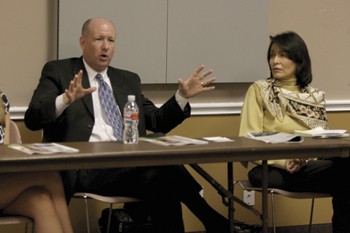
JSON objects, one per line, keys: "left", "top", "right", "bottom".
{"left": 8, "top": 143, "right": 79, "bottom": 155}
{"left": 294, "top": 127, "right": 349, "bottom": 138}
{"left": 140, "top": 135, "right": 208, "bottom": 146}
{"left": 246, "top": 132, "right": 303, "bottom": 143}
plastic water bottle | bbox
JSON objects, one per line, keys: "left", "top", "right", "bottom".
{"left": 123, "top": 95, "right": 139, "bottom": 144}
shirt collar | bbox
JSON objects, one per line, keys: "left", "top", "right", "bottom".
{"left": 82, "top": 58, "right": 108, "bottom": 80}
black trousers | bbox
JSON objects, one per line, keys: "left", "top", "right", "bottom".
{"left": 248, "top": 158, "right": 350, "bottom": 233}
{"left": 75, "top": 165, "right": 202, "bottom": 233}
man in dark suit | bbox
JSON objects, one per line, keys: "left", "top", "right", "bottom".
{"left": 25, "top": 17, "right": 229, "bottom": 233}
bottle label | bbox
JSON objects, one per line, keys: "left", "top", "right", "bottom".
{"left": 131, "top": 113, "right": 139, "bottom": 120}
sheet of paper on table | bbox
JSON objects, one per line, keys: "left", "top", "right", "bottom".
{"left": 246, "top": 132, "right": 303, "bottom": 144}
{"left": 294, "top": 127, "right": 349, "bottom": 138}
{"left": 202, "top": 136, "right": 234, "bottom": 142}
{"left": 8, "top": 143, "right": 79, "bottom": 155}
{"left": 139, "top": 135, "right": 208, "bottom": 146}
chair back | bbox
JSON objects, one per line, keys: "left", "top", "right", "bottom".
{"left": 4, "top": 113, "right": 21, "bottom": 144}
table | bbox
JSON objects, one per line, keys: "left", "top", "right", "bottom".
{"left": 1, "top": 137, "right": 350, "bottom": 233}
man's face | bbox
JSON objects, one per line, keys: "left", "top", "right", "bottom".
{"left": 80, "top": 19, "right": 116, "bottom": 72}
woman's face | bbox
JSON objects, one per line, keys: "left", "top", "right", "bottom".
{"left": 269, "top": 43, "right": 297, "bottom": 81}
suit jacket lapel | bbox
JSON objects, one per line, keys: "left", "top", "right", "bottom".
{"left": 74, "top": 58, "right": 94, "bottom": 117}
{"left": 108, "top": 68, "right": 129, "bottom": 113}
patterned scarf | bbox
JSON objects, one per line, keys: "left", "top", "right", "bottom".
{"left": 255, "top": 78, "right": 328, "bottom": 129}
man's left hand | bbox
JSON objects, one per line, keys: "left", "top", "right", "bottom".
{"left": 177, "top": 64, "right": 216, "bottom": 99}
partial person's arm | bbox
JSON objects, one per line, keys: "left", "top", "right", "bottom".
{"left": 3, "top": 112, "right": 10, "bottom": 145}
{"left": 239, "top": 85, "right": 264, "bottom": 137}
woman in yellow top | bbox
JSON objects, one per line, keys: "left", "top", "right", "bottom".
{"left": 0, "top": 91, "right": 74, "bottom": 233}
{"left": 239, "top": 31, "right": 350, "bottom": 233}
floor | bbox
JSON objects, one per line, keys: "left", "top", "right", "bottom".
{"left": 189, "top": 223, "right": 332, "bottom": 233}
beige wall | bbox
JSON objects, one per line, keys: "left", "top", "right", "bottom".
{"left": 1, "top": 1, "right": 350, "bottom": 233}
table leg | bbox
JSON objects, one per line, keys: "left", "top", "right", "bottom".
{"left": 262, "top": 160, "right": 269, "bottom": 233}
{"left": 228, "top": 162, "right": 235, "bottom": 233}
{"left": 189, "top": 163, "right": 261, "bottom": 233}
{"left": 189, "top": 164, "right": 234, "bottom": 232}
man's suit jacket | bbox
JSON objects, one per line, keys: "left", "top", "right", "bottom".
{"left": 25, "top": 57, "right": 191, "bottom": 200}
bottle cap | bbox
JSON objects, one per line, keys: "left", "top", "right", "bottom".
{"left": 128, "top": 95, "right": 135, "bottom": 101}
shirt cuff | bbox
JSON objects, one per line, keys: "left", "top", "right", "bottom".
{"left": 55, "top": 93, "right": 69, "bottom": 117}
{"left": 175, "top": 90, "right": 188, "bottom": 111}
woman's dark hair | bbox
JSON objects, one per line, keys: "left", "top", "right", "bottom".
{"left": 267, "top": 31, "right": 312, "bottom": 88}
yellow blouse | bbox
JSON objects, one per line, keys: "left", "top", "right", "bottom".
{"left": 239, "top": 78, "right": 324, "bottom": 169}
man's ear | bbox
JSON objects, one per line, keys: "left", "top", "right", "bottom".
{"left": 79, "top": 36, "right": 85, "bottom": 50}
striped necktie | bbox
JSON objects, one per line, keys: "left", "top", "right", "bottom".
{"left": 95, "top": 74, "right": 123, "bottom": 141}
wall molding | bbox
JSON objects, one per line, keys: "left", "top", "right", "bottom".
{"left": 10, "top": 100, "right": 350, "bottom": 120}
{"left": 189, "top": 100, "right": 350, "bottom": 115}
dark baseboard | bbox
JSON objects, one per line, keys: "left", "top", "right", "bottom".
{"left": 274, "top": 223, "right": 332, "bottom": 233}
{"left": 187, "top": 223, "right": 332, "bottom": 233}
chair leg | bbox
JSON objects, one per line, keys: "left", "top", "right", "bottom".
{"left": 83, "top": 196, "right": 91, "bottom": 233}
{"left": 25, "top": 219, "right": 34, "bottom": 233}
{"left": 106, "top": 203, "right": 113, "bottom": 233}
{"left": 271, "top": 191, "right": 276, "bottom": 233}
{"left": 24, "top": 222, "right": 28, "bottom": 233}
{"left": 308, "top": 198, "right": 315, "bottom": 233}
